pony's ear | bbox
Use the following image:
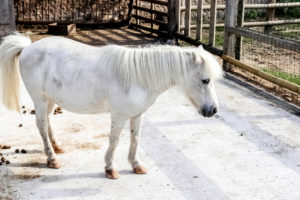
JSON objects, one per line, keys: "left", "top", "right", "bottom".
{"left": 198, "top": 45, "right": 204, "bottom": 50}
{"left": 188, "top": 52, "right": 202, "bottom": 65}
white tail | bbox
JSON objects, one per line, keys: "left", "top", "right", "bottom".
{"left": 0, "top": 33, "right": 31, "bottom": 112}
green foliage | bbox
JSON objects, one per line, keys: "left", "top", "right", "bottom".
{"left": 262, "top": 68, "right": 300, "bottom": 85}
{"left": 275, "top": 0, "right": 300, "bottom": 18}
{"left": 245, "top": 9, "right": 265, "bottom": 20}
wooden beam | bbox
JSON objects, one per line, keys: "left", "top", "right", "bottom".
{"left": 168, "top": 0, "right": 177, "bottom": 37}
{"left": 184, "top": 0, "right": 191, "bottom": 36}
{"left": 133, "top": 6, "right": 168, "bottom": 16}
{"left": 265, "top": 0, "right": 276, "bottom": 33}
{"left": 244, "top": 2, "right": 300, "bottom": 9}
{"left": 209, "top": 0, "right": 217, "bottom": 46}
{"left": 223, "top": 0, "right": 239, "bottom": 71}
{"left": 139, "top": 0, "right": 168, "bottom": 6}
{"left": 235, "top": 0, "right": 245, "bottom": 60}
{"left": 243, "top": 19, "right": 300, "bottom": 26}
{"left": 196, "top": 0, "right": 203, "bottom": 41}
{"left": 226, "top": 26, "right": 300, "bottom": 53}
{"left": 131, "top": 15, "right": 168, "bottom": 27}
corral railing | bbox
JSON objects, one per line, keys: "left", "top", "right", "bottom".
{"left": 222, "top": 0, "right": 300, "bottom": 94}
{"left": 130, "top": 0, "right": 300, "bottom": 95}
{"left": 14, "top": 0, "right": 130, "bottom": 25}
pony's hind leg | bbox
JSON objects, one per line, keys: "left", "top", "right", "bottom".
{"left": 34, "top": 98, "right": 60, "bottom": 169}
{"left": 47, "top": 100, "right": 64, "bottom": 154}
{"left": 129, "top": 114, "right": 147, "bottom": 174}
{"left": 105, "top": 113, "right": 127, "bottom": 179}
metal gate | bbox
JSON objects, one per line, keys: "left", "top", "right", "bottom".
{"left": 14, "top": 0, "right": 130, "bottom": 25}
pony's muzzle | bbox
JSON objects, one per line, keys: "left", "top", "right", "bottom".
{"left": 200, "top": 106, "right": 217, "bottom": 117}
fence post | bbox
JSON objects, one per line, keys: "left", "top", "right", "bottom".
{"left": 184, "top": 0, "right": 191, "bottom": 36}
{"left": 235, "top": 0, "right": 245, "bottom": 60}
{"left": 209, "top": 0, "right": 217, "bottom": 46}
{"left": 0, "top": 0, "right": 15, "bottom": 38}
{"left": 175, "top": 0, "right": 180, "bottom": 32}
{"left": 223, "top": 0, "right": 239, "bottom": 71}
{"left": 168, "top": 0, "right": 177, "bottom": 37}
{"left": 196, "top": 0, "right": 203, "bottom": 41}
{"left": 265, "top": 0, "right": 276, "bottom": 33}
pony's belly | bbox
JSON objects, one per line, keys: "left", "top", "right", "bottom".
{"left": 48, "top": 89, "right": 110, "bottom": 114}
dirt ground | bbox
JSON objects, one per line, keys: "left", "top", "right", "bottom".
{"left": 19, "top": 26, "right": 158, "bottom": 45}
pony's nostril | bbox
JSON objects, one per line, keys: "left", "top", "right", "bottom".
{"left": 212, "top": 107, "right": 217, "bottom": 114}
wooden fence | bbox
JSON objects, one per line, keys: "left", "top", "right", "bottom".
{"left": 130, "top": 0, "right": 300, "bottom": 94}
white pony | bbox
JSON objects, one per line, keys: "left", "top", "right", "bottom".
{"left": 0, "top": 33, "right": 222, "bottom": 179}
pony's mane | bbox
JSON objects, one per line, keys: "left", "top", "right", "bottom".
{"left": 101, "top": 45, "right": 222, "bottom": 89}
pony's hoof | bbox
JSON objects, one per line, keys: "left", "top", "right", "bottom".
{"left": 47, "top": 159, "right": 61, "bottom": 169}
{"left": 54, "top": 146, "right": 64, "bottom": 154}
{"left": 133, "top": 166, "right": 147, "bottom": 174}
{"left": 105, "top": 169, "right": 120, "bottom": 179}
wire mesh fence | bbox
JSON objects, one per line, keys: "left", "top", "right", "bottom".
{"left": 14, "top": 0, "right": 130, "bottom": 24}
{"left": 240, "top": 0, "right": 300, "bottom": 87}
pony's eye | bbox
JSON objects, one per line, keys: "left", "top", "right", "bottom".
{"left": 202, "top": 79, "right": 210, "bottom": 84}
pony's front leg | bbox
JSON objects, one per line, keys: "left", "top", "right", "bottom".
{"left": 34, "top": 100, "right": 60, "bottom": 169}
{"left": 129, "top": 114, "right": 147, "bottom": 174}
{"left": 105, "top": 114, "right": 127, "bottom": 179}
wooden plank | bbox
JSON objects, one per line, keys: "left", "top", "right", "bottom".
{"left": 139, "top": 0, "right": 168, "bottom": 6}
{"left": 226, "top": 26, "right": 300, "bottom": 53}
{"left": 8, "top": 0, "right": 15, "bottom": 30}
{"left": 235, "top": 0, "right": 245, "bottom": 60}
{"left": 175, "top": 0, "right": 180, "bottom": 32}
{"left": 180, "top": 2, "right": 300, "bottom": 12}
{"left": 265, "top": 0, "right": 276, "bottom": 33}
{"left": 243, "top": 19, "right": 300, "bottom": 26}
{"left": 209, "top": 0, "right": 217, "bottom": 46}
{"left": 184, "top": 0, "right": 191, "bottom": 36}
{"left": 180, "top": 23, "right": 224, "bottom": 30}
{"left": 0, "top": 0, "right": 9, "bottom": 24}
{"left": 180, "top": 4, "right": 226, "bottom": 12}
{"left": 222, "top": 55, "right": 300, "bottom": 94}
{"left": 223, "top": 0, "right": 239, "bottom": 71}
{"left": 133, "top": 6, "right": 168, "bottom": 16}
{"left": 131, "top": 15, "right": 168, "bottom": 27}
{"left": 244, "top": 2, "right": 300, "bottom": 9}
{"left": 196, "top": 0, "right": 203, "bottom": 41}
{"left": 168, "top": 0, "right": 177, "bottom": 37}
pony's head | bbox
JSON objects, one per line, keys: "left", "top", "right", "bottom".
{"left": 182, "top": 46, "right": 223, "bottom": 117}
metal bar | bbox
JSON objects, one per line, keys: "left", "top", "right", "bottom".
{"left": 196, "top": 0, "right": 203, "bottom": 41}
{"left": 226, "top": 26, "right": 300, "bottom": 53}
{"left": 184, "top": 0, "right": 191, "bottom": 36}
{"left": 222, "top": 55, "right": 300, "bottom": 94}
{"left": 133, "top": 6, "right": 168, "bottom": 16}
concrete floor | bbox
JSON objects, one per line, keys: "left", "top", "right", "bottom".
{"left": 0, "top": 73, "right": 300, "bottom": 199}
